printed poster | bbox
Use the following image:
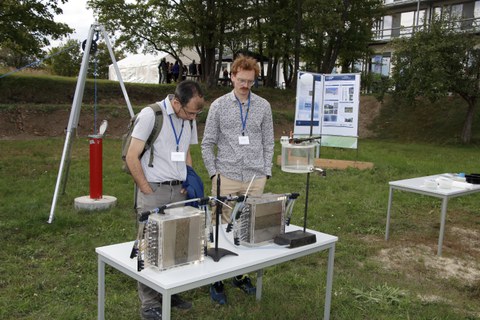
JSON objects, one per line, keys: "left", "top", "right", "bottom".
{"left": 294, "top": 72, "right": 360, "bottom": 149}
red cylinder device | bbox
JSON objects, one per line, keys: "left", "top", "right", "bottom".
{"left": 89, "top": 135, "right": 103, "bottom": 199}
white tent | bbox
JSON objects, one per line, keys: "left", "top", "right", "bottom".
{"left": 108, "top": 53, "right": 166, "bottom": 84}
{"left": 109, "top": 50, "right": 200, "bottom": 84}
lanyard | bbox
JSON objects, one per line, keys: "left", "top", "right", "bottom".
{"left": 164, "top": 100, "right": 184, "bottom": 151}
{"left": 235, "top": 92, "right": 250, "bottom": 136}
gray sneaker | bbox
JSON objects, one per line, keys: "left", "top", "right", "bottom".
{"left": 141, "top": 307, "right": 162, "bottom": 320}
{"left": 232, "top": 275, "right": 256, "bottom": 295}
{"left": 171, "top": 294, "right": 192, "bottom": 309}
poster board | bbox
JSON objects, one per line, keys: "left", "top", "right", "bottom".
{"left": 293, "top": 72, "right": 360, "bottom": 149}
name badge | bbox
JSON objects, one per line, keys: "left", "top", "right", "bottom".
{"left": 239, "top": 135, "right": 250, "bottom": 145}
{"left": 171, "top": 152, "right": 185, "bottom": 162}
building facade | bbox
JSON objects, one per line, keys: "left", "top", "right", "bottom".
{"left": 367, "top": 0, "right": 480, "bottom": 76}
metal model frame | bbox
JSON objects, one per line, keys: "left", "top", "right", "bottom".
{"left": 47, "top": 22, "right": 135, "bottom": 223}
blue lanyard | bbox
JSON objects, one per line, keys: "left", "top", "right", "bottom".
{"left": 235, "top": 92, "right": 250, "bottom": 136}
{"left": 164, "top": 100, "right": 184, "bottom": 151}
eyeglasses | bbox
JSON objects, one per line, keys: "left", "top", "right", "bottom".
{"left": 236, "top": 78, "right": 255, "bottom": 87}
{"left": 174, "top": 98, "right": 203, "bottom": 116}
{"left": 182, "top": 107, "right": 203, "bottom": 117}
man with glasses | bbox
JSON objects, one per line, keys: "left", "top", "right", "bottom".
{"left": 201, "top": 55, "right": 274, "bottom": 305}
{"left": 126, "top": 80, "right": 205, "bottom": 320}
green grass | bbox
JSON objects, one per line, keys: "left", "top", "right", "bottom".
{"left": 0, "top": 72, "right": 289, "bottom": 108}
{"left": 1, "top": 73, "right": 480, "bottom": 319}
{"left": 1, "top": 138, "right": 479, "bottom": 319}
{"left": 372, "top": 94, "right": 480, "bottom": 144}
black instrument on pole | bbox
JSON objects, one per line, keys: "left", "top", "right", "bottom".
{"left": 275, "top": 73, "right": 326, "bottom": 248}
{"left": 206, "top": 175, "right": 238, "bottom": 262}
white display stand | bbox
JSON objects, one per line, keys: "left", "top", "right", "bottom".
{"left": 385, "top": 173, "right": 480, "bottom": 256}
{"left": 96, "top": 224, "right": 338, "bottom": 320}
{"left": 293, "top": 72, "right": 360, "bottom": 149}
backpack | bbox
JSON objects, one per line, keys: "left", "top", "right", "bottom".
{"left": 121, "top": 103, "right": 163, "bottom": 174}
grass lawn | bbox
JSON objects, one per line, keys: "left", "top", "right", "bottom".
{"left": 0, "top": 137, "right": 479, "bottom": 319}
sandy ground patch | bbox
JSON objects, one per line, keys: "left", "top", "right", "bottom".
{"left": 373, "top": 226, "right": 480, "bottom": 284}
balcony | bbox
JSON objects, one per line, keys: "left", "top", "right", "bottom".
{"left": 371, "top": 16, "right": 480, "bottom": 43}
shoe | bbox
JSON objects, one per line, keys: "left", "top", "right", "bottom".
{"left": 171, "top": 294, "right": 192, "bottom": 310}
{"left": 141, "top": 307, "right": 162, "bottom": 320}
{"left": 210, "top": 281, "right": 227, "bottom": 305}
{"left": 232, "top": 275, "right": 256, "bottom": 295}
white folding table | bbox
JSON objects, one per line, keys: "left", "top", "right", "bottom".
{"left": 96, "top": 224, "right": 338, "bottom": 320}
{"left": 385, "top": 173, "right": 480, "bottom": 256}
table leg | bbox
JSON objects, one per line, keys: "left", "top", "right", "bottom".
{"left": 162, "top": 293, "right": 171, "bottom": 320}
{"left": 98, "top": 257, "right": 105, "bottom": 320}
{"left": 437, "top": 197, "right": 449, "bottom": 256}
{"left": 256, "top": 269, "right": 263, "bottom": 301}
{"left": 324, "top": 244, "right": 335, "bottom": 320}
{"left": 385, "top": 186, "right": 394, "bottom": 240}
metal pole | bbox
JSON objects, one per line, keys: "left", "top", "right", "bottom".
{"left": 48, "top": 25, "right": 94, "bottom": 224}
{"left": 416, "top": 0, "right": 421, "bottom": 31}
{"left": 385, "top": 186, "right": 394, "bottom": 240}
{"left": 303, "top": 75, "right": 316, "bottom": 232}
{"left": 324, "top": 244, "right": 336, "bottom": 320}
{"left": 100, "top": 24, "right": 134, "bottom": 118}
{"left": 437, "top": 197, "right": 449, "bottom": 256}
{"left": 215, "top": 175, "right": 221, "bottom": 250}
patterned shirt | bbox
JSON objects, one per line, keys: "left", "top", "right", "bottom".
{"left": 201, "top": 90, "right": 274, "bottom": 182}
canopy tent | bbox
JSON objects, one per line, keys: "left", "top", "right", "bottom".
{"left": 109, "top": 53, "right": 166, "bottom": 84}
{"left": 109, "top": 50, "right": 200, "bottom": 84}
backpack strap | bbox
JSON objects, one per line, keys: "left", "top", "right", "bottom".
{"left": 143, "top": 102, "right": 163, "bottom": 168}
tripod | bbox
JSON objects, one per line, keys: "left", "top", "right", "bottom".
{"left": 47, "top": 22, "right": 135, "bottom": 223}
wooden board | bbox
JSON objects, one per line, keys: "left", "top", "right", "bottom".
{"left": 276, "top": 155, "right": 374, "bottom": 170}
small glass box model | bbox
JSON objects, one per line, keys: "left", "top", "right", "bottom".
{"left": 281, "top": 137, "right": 317, "bottom": 173}
{"left": 143, "top": 206, "right": 205, "bottom": 271}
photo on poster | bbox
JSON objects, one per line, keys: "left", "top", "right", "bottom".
{"left": 340, "top": 86, "right": 355, "bottom": 102}
{"left": 325, "top": 86, "right": 339, "bottom": 100}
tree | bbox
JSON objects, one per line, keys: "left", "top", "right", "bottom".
{"left": 87, "top": 0, "right": 245, "bottom": 88}
{"left": 93, "top": 42, "right": 126, "bottom": 79}
{"left": 337, "top": 0, "right": 385, "bottom": 73}
{"left": 87, "top": 0, "right": 382, "bottom": 88}
{"left": 44, "top": 40, "right": 83, "bottom": 77}
{"left": 251, "top": 0, "right": 298, "bottom": 88}
{"left": 0, "top": 0, "right": 72, "bottom": 66}
{"left": 44, "top": 38, "right": 125, "bottom": 79}
{"left": 172, "top": 0, "right": 249, "bottom": 87}
{"left": 391, "top": 19, "right": 480, "bottom": 144}
{"left": 301, "top": 0, "right": 383, "bottom": 74}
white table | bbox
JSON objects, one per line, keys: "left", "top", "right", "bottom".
{"left": 96, "top": 224, "right": 338, "bottom": 320}
{"left": 385, "top": 173, "right": 480, "bottom": 256}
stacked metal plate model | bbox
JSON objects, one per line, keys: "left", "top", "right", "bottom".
{"left": 232, "top": 193, "right": 288, "bottom": 247}
{"left": 143, "top": 206, "right": 205, "bottom": 271}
